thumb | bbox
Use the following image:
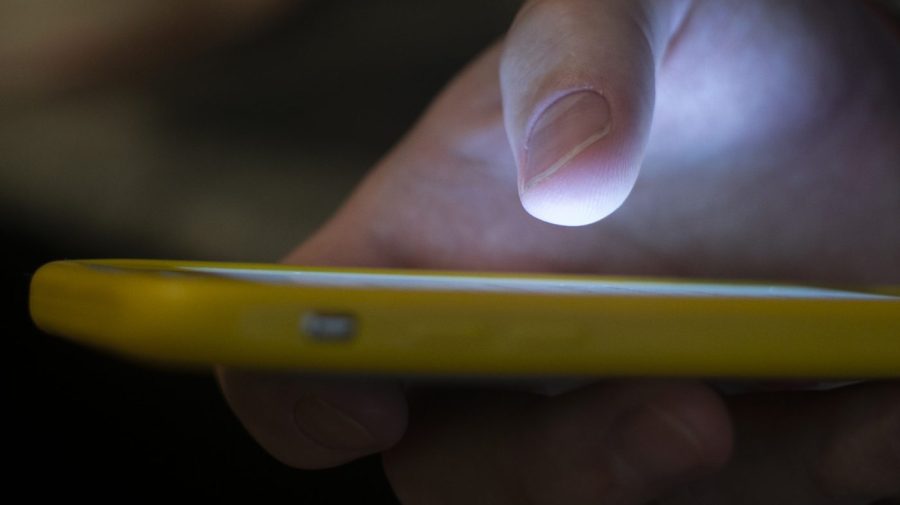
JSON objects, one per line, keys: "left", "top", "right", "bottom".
{"left": 501, "top": 0, "right": 689, "bottom": 226}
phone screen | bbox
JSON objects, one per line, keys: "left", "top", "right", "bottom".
{"left": 180, "top": 266, "right": 894, "bottom": 300}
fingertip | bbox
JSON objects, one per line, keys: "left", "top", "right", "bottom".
{"left": 217, "top": 368, "right": 408, "bottom": 469}
{"left": 517, "top": 89, "right": 640, "bottom": 226}
{"left": 501, "top": 0, "right": 671, "bottom": 227}
{"left": 642, "top": 383, "right": 735, "bottom": 474}
{"left": 563, "top": 381, "right": 733, "bottom": 489}
{"left": 518, "top": 149, "right": 639, "bottom": 226}
{"left": 815, "top": 382, "right": 900, "bottom": 500}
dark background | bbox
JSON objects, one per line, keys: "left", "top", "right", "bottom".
{"left": 4, "top": 0, "right": 519, "bottom": 500}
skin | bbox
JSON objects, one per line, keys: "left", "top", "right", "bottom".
{"left": 214, "top": 0, "right": 900, "bottom": 503}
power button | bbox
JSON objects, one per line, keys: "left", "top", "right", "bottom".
{"left": 300, "top": 311, "right": 357, "bottom": 342}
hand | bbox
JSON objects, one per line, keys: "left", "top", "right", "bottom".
{"left": 219, "top": 1, "right": 900, "bottom": 503}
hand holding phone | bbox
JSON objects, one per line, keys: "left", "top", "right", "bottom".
{"left": 32, "top": 1, "right": 900, "bottom": 500}
{"left": 230, "top": 24, "right": 899, "bottom": 500}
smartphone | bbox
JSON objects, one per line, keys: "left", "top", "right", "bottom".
{"left": 28, "top": 259, "right": 900, "bottom": 378}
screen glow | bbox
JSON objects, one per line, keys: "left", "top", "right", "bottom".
{"left": 184, "top": 267, "right": 894, "bottom": 300}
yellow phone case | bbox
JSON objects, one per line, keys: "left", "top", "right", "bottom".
{"left": 29, "top": 259, "right": 900, "bottom": 377}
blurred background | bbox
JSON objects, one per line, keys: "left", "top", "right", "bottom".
{"left": 4, "top": 0, "right": 519, "bottom": 501}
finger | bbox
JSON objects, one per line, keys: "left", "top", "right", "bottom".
{"left": 664, "top": 381, "right": 900, "bottom": 504}
{"left": 384, "top": 380, "right": 732, "bottom": 504}
{"left": 500, "top": 0, "right": 691, "bottom": 226}
{"left": 216, "top": 239, "right": 408, "bottom": 469}
{"left": 819, "top": 382, "right": 900, "bottom": 502}
{"left": 217, "top": 368, "right": 407, "bottom": 469}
